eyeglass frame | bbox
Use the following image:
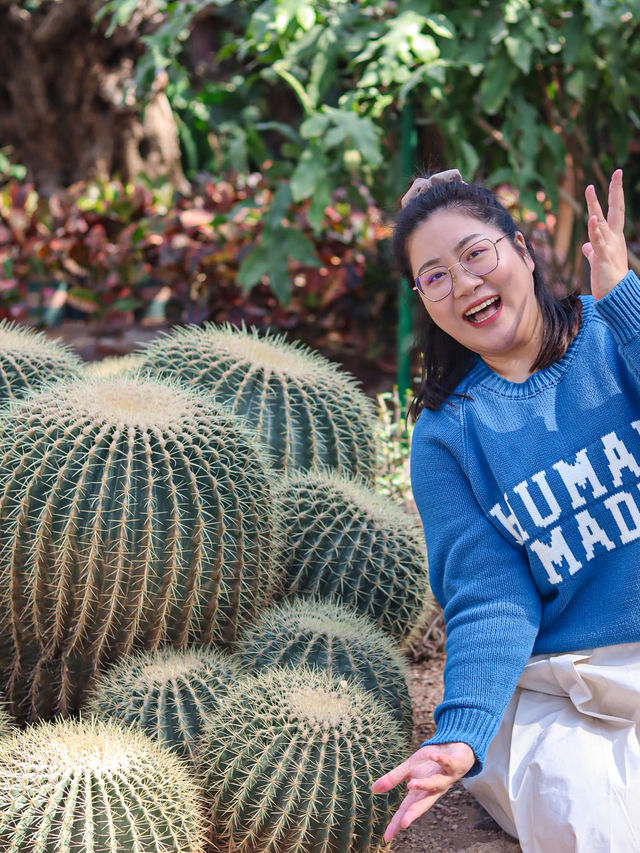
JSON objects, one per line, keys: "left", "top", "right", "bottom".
{"left": 413, "top": 232, "right": 513, "bottom": 302}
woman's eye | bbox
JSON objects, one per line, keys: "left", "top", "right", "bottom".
{"left": 425, "top": 270, "right": 445, "bottom": 285}
{"left": 466, "top": 247, "right": 488, "bottom": 261}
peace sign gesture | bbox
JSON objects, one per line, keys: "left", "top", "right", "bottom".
{"left": 581, "top": 169, "right": 629, "bottom": 301}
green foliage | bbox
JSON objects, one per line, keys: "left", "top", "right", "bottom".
{"left": 88, "top": 647, "right": 242, "bottom": 759}
{"left": 374, "top": 386, "right": 415, "bottom": 511}
{"left": 235, "top": 597, "right": 414, "bottom": 739}
{"left": 0, "top": 320, "right": 83, "bottom": 402}
{"left": 97, "top": 0, "right": 640, "bottom": 232}
{"left": 136, "top": 323, "right": 378, "bottom": 480}
{"left": 0, "top": 375, "right": 275, "bottom": 720}
{"left": 196, "top": 665, "right": 405, "bottom": 853}
{"left": 0, "top": 718, "right": 206, "bottom": 852}
{"left": 271, "top": 469, "right": 434, "bottom": 644}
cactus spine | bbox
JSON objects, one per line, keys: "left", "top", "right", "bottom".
{"left": 82, "top": 353, "right": 143, "bottom": 378}
{"left": 0, "top": 718, "right": 206, "bottom": 852}
{"left": 0, "top": 320, "right": 82, "bottom": 402}
{"left": 236, "top": 598, "right": 413, "bottom": 740}
{"left": 197, "top": 666, "right": 405, "bottom": 853}
{"left": 136, "top": 324, "right": 378, "bottom": 480}
{"left": 88, "top": 647, "right": 242, "bottom": 758}
{"left": 0, "top": 710, "right": 10, "bottom": 739}
{"left": 0, "top": 376, "right": 275, "bottom": 719}
{"left": 273, "top": 470, "right": 434, "bottom": 643}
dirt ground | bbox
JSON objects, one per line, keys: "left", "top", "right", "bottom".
{"left": 390, "top": 650, "right": 521, "bottom": 853}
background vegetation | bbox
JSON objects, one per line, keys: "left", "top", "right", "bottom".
{"left": 1, "top": 0, "right": 639, "bottom": 382}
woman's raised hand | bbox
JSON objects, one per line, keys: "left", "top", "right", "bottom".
{"left": 371, "top": 741, "right": 476, "bottom": 841}
{"left": 582, "top": 169, "right": 629, "bottom": 301}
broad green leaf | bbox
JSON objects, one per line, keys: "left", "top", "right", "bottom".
{"left": 412, "top": 34, "right": 439, "bottom": 64}
{"left": 265, "top": 184, "right": 292, "bottom": 228}
{"left": 280, "top": 228, "right": 321, "bottom": 267}
{"left": 237, "top": 244, "right": 270, "bottom": 291}
{"left": 480, "top": 55, "right": 518, "bottom": 114}
{"left": 458, "top": 140, "right": 480, "bottom": 179}
{"left": 424, "top": 13, "right": 455, "bottom": 38}
{"left": 307, "top": 180, "right": 332, "bottom": 233}
{"left": 322, "top": 109, "right": 382, "bottom": 166}
{"left": 505, "top": 35, "right": 532, "bottom": 74}
{"left": 259, "top": 230, "right": 292, "bottom": 303}
{"left": 296, "top": 4, "right": 316, "bottom": 31}
{"left": 300, "top": 113, "right": 331, "bottom": 138}
{"left": 290, "top": 145, "right": 329, "bottom": 201}
{"left": 566, "top": 70, "right": 586, "bottom": 103}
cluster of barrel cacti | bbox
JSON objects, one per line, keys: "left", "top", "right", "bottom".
{"left": 0, "top": 319, "right": 434, "bottom": 852}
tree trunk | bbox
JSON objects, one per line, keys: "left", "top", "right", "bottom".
{"left": 0, "top": 0, "right": 187, "bottom": 194}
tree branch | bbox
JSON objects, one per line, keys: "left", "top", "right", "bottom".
{"left": 33, "top": 0, "right": 86, "bottom": 47}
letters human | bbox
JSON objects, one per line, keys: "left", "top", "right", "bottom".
{"left": 490, "top": 421, "right": 640, "bottom": 584}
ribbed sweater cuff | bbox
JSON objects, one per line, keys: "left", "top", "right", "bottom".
{"left": 595, "top": 270, "right": 640, "bottom": 345}
{"left": 420, "top": 707, "right": 499, "bottom": 778}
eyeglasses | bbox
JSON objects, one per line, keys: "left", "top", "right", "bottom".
{"left": 413, "top": 233, "right": 512, "bottom": 302}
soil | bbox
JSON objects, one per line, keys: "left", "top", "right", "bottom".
{"left": 392, "top": 651, "right": 521, "bottom": 853}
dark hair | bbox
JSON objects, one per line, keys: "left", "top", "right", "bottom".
{"left": 394, "top": 179, "right": 582, "bottom": 419}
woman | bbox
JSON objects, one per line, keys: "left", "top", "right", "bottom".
{"left": 372, "top": 168, "right": 640, "bottom": 852}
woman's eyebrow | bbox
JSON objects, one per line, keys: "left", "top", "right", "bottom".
{"left": 417, "top": 233, "right": 483, "bottom": 276}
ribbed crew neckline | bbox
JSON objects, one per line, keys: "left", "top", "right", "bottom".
{"left": 465, "top": 296, "right": 594, "bottom": 399}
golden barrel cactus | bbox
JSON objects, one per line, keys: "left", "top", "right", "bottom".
{"left": 136, "top": 324, "right": 378, "bottom": 480}
{"left": 0, "top": 375, "right": 275, "bottom": 719}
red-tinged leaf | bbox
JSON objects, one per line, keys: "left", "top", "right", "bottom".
{"left": 63, "top": 257, "right": 89, "bottom": 276}
{"left": 179, "top": 209, "right": 213, "bottom": 229}
{"left": 85, "top": 224, "right": 108, "bottom": 254}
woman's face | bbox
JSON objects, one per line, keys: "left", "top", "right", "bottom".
{"left": 407, "top": 209, "right": 543, "bottom": 381}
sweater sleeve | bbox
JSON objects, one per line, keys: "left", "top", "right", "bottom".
{"left": 594, "top": 270, "right": 640, "bottom": 384}
{"left": 411, "top": 412, "right": 542, "bottom": 776}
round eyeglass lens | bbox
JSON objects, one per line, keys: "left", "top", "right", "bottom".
{"left": 416, "top": 267, "right": 451, "bottom": 299}
{"left": 460, "top": 239, "right": 498, "bottom": 275}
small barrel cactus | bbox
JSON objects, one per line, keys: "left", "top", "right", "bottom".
{"left": 236, "top": 597, "right": 413, "bottom": 740}
{"left": 273, "top": 469, "right": 434, "bottom": 644}
{"left": 197, "top": 666, "right": 405, "bottom": 853}
{"left": 0, "top": 718, "right": 205, "bottom": 852}
{"left": 0, "top": 375, "right": 275, "bottom": 720}
{"left": 0, "top": 320, "right": 82, "bottom": 402}
{"left": 88, "top": 646, "right": 242, "bottom": 758}
{"left": 136, "top": 323, "right": 378, "bottom": 480}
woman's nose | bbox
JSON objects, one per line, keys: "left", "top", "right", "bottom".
{"left": 451, "top": 263, "right": 483, "bottom": 293}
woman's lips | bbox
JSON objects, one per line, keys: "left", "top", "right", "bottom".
{"left": 463, "top": 296, "right": 502, "bottom": 325}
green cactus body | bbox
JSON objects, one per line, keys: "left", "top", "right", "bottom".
{"left": 236, "top": 598, "right": 413, "bottom": 741}
{"left": 0, "top": 376, "right": 275, "bottom": 720}
{"left": 273, "top": 470, "right": 434, "bottom": 644}
{"left": 136, "top": 324, "right": 378, "bottom": 480}
{"left": 88, "top": 647, "right": 242, "bottom": 758}
{"left": 0, "top": 321, "right": 82, "bottom": 402}
{"left": 197, "top": 666, "right": 404, "bottom": 853}
{"left": 0, "top": 718, "right": 205, "bottom": 852}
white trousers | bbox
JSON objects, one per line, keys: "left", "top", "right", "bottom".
{"left": 462, "top": 642, "right": 640, "bottom": 853}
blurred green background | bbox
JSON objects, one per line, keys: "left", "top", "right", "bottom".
{"left": 1, "top": 0, "right": 638, "bottom": 397}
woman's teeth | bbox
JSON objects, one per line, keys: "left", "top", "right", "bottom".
{"left": 464, "top": 296, "right": 500, "bottom": 323}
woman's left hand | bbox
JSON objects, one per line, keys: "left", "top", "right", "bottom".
{"left": 582, "top": 169, "right": 629, "bottom": 301}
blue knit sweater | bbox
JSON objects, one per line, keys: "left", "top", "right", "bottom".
{"left": 411, "top": 270, "right": 640, "bottom": 775}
